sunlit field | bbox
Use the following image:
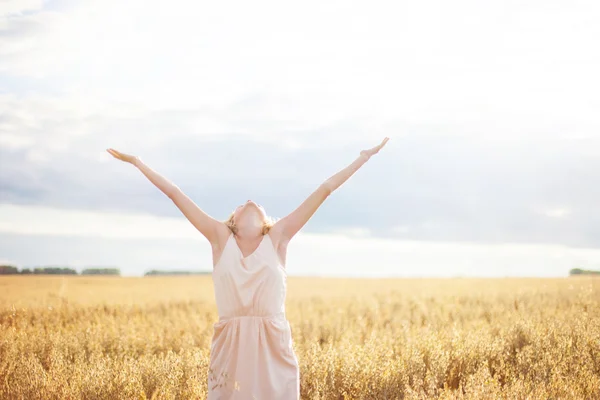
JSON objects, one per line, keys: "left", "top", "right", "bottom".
{"left": 1, "top": 275, "right": 599, "bottom": 399}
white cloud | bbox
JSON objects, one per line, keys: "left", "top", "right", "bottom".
{"left": 0, "top": 203, "right": 200, "bottom": 239}
{"left": 0, "top": 131, "right": 34, "bottom": 149}
{"left": 329, "top": 227, "right": 372, "bottom": 238}
{"left": 536, "top": 207, "right": 572, "bottom": 219}
{"left": 0, "top": 0, "right": 43, "bottom": 15}
{"left": 1, "top": 0, "right": 598, "bottom": 129}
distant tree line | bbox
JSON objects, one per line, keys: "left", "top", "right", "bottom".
{"left": 0, "top": 265, "right": 121, "bottom": 275}
{"left": 569, "top": 268, "right": 600, "bottom": 276}
{"left": 82, "top": 268, "right": 121, "bottom": 275}
{"left": 0, "top": 265, "right": 211, "bottom": 276}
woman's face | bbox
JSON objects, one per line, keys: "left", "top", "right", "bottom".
{"left": 232, "top": 200, "right": 267, "bottom": 224}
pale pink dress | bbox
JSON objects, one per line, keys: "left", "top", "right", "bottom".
{"left": 208, "top": 232, "right": 300, "bottom": 399}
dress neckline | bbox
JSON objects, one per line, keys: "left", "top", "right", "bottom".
{"left": 232, "top": 232, "right": 268, "bottom": 260}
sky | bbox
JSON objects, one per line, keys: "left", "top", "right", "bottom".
{"left": 1, "top": 0, "right": 600, "bottom": 277}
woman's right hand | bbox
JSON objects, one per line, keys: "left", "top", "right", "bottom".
{"left": 106, "top": 148, "right": 139, "bottom": 165}
{"left": 360, "top": 137, "right": 389, "bottom": 160}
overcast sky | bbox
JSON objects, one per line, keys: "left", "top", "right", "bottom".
{"left": 1, "top": 0, "right": 600, "bottom": 277}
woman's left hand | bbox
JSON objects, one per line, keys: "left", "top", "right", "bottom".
{"left": 106, "top": 148, "right": 139, "bottom": 165}
{"left": 360, "top": 137, "right": 389, "bottom": 159}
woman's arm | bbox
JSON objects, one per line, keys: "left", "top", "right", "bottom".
{"left": 106, "top": 148, "right": 224, "bottom": 244}
{"left": 131, "top": 157, "right": 178, "bottom": 197}
{"left": 273, "top": 137, "right": 389, "bottom": 241}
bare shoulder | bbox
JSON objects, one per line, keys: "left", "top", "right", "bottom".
{"left": 212, "top": 222, "right": 233, "bottom": 250}
{"left": 267, "top": 220, "right": 291, "bottom": 268}
{"left": 210, "top": 222, "right": 234, "bottom": 269}
{"left": 268, "top": 220, "right": 289, "bottom": 249}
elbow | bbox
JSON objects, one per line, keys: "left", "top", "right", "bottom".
{"left": 321, "top": 182, "right": 333, "bottom": 196}
{"left": 166, "top": 185, "right": 181, "bottom": 199}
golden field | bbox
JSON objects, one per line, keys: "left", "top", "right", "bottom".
{"left": 0, "top": 275, "right": 599, "bottom": 399}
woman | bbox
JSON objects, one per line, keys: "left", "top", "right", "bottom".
{"left": 106, "top": 136, "right": 389, "bottom": 399}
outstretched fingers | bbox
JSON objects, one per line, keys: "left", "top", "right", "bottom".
{"left": 378, "top": 137, "right": 389, "bottom": 149}
{"left": 370, "top": 137, "right": 389, "bottom": 153}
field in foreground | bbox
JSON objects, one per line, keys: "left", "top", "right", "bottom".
{"left": 1, "top": 275, "right": 599, "bottom": 399}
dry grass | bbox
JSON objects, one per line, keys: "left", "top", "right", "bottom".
{"left": 1, "top": 275, "right": 599, "bottom": 399}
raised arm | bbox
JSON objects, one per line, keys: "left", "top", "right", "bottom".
{"left": 106, "top": 148, "right": 224, "bottom": 244}
{"left": 273, "top": 137, "right": 389, "bottom": 242}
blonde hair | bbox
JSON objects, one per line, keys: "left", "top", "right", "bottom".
{"left": 224, "top": 212, "right": 278, "bottom": 236}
